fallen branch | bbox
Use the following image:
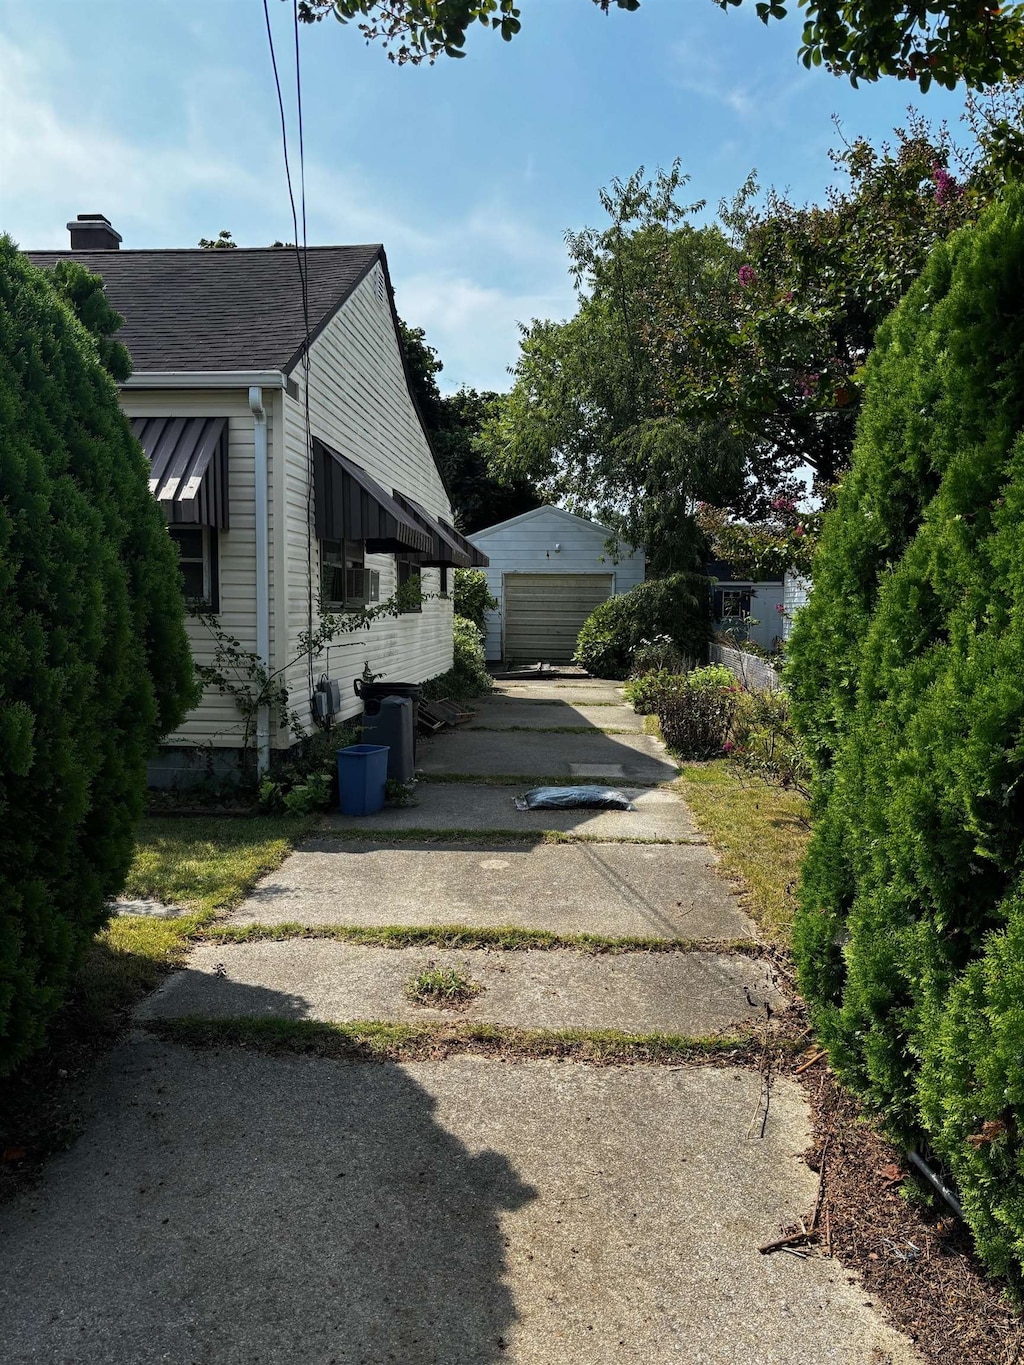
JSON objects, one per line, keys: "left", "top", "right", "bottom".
{"left": 759, "top": 1228, "right": 819, "bottom": 1255}
{"left": 795, "top": 1048, "right": 827, "bottom": 1075}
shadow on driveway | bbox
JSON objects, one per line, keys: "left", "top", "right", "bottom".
{"left": 0, "top": 980, "right": 538, "bottom": 1365}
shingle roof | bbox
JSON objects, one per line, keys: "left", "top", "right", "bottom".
{"left": 23, "top": 245, "right": 383, "bottom": 375}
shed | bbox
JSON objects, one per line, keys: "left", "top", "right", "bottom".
{"left": 468, "top": 506, "right": 645, "bottom": 664}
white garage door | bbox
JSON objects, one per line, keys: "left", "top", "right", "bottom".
{"left": 504, "top": 573, "right": 614, "bottom": 664}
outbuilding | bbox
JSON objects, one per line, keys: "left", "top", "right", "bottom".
{"left": 468, "top": 506, "right": 645, "bottom": 665}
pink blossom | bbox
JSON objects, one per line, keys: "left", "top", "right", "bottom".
{"left": 932, "top": 163, "right": 960, "bottom": 207}
{"left": 771, "top": 495, "right": 796, "bottom": 513}
{"left": 793, "top": 524, "right": 805, "bottom": 538}
{"left": 723, "top": 740, "right": 735, "bottom": 753}
{"left": 738, "top": 264, "right": 758, "bottom": 288}
{"left": 775, "top": 603, "right": 785, "bottom": 613}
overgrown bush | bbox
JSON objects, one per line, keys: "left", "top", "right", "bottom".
{"left": 787, "top": 187, "right": 1024, "bottom": 1279}
{"left": 623, "top": 670, "right": 689, "bottom": 715}
{"left": 452, "top": 568, "right": 497, "bottom": 632}
{"left": 629, "top": 635, "right": 693, "bottom": 675}
{"left": 657, "top": 689, "right": 737, "bottom": 760}
{"left": 573, "top": 573, "right": 710, "bottom": 679}
{"left": 0, "top": 243, "right": 196, "bottom": 1074}
{"left": 655, "top": 666, "right": 739, "bottom": 759}
{"left": 730, "top": 689, "right": 811, "bottom": 796}
{"left": 421, "top": 615, "right": 492, "bottom": 702}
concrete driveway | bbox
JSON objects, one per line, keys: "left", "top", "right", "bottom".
{"left": 0, "top": 676, "right": 920, "bottom": 1364}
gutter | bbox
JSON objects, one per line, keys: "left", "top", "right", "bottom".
{"left": 249, "top": 386, "right": 272, "bottom": 779}
{"left": 122, "top": 370, "right": 288, "bottom": 390}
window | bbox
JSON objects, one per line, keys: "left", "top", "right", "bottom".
{"left": 396, "top": 554, "right": 422, "bottom": 613}
{"left": 439, "top": 566, "right": 450, "bottom": 598}
{"left": 321, "top": 539, "right": 378, "bottom": 610}
{"left": 169, "top": 526, "right": 217, "bottom": 609}
{"left": 716, "top": 588, "right": 751, "bottom": 621}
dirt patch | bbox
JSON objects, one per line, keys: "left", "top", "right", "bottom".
{"left": 792, "top": 1061, "right": 1023, "bottom": 1364}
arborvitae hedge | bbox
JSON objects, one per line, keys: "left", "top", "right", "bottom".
{"left": 573, "top": 573, "right": 711, "bottom": 679}
{"left": 786, "top": 187, "right": 1024, "bottom": 1279}
{"left": 0, "top": 241, "right": 196, "bottom": 1075}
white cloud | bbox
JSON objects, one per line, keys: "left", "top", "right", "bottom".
{"left": 0, "top": 24, "right": 573, "bottom": 392}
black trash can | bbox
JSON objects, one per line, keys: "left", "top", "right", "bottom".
{"left": 355, "top": 678, "right": 423, "bottom": 762}
{"left": 361, "top": 695, "right": 415, "bottom": 783}
{"left": 354, "top": 679, "right": 423, "bottom": 705}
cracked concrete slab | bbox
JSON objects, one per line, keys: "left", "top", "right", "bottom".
{"left": 139, "top": 941, "right": 784, "bottom": 1034}
{"left": 229, "top": 839, "right": 753, "bottom": 940}
{"left": 0, "top": 1043, "right": 919, "bottom": 1364}
{"left": 322, "top": 780, "right": 700, "bottom": 841}
{"left": 417, "top": 729, "right": 677, "bottom": 783}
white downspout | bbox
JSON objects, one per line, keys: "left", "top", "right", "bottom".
{"left": 249, "top": 386, "right": 271, "bottom": 778}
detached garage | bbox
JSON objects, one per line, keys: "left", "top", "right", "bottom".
{"left": 468, "top": 506, "right": 646, "bottom": 664}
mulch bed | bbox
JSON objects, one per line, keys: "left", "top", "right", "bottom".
{"left": 786, "top": 1056, "right": 1024, "bottom": 1364}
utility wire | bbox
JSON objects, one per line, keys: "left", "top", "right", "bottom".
{"left": 262, "top": 0, "right": 318, "bottom": 710}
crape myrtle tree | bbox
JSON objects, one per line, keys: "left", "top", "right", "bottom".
{"left": 786, "top": 186, "right": 1024, "bottom": 1279}
{"left": 295, "top": 0, "right": 1024, "bottom": 90}
{"left": 0, "top": 243, "right": 196, "bottom": 1075}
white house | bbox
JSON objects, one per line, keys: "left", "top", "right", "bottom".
{"left": 468, "top": 506, "right": 645, "bottom": 664}
{"left": 28, "top": 215, "right": 482, "bottom": 784}
{"left": 706, "top": 559, "right": 786, "bottom": 654}
{"left": 782, "top": 569, "right": 812, "bottom": 641}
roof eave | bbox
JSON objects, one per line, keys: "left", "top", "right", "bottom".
{"left": 122, "top": 370, "right": 288, "bottom": 390}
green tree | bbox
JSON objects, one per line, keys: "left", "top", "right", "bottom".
{"left": 398, "top": 320, "right": 541, "bottom": 531}
{"left": 198, "top": 230, "right": 239, "bottom": 249}
{"left": 786, "top": 186, "right": 1024, "bottom": 1279}
{"left": 296, "top": 0, "right": 1024, "bottom": 89}
{"left": 479, "top": 166, "right": 774, "bottom": 573}
{"left": 0, "top": 243, "right": 196, "bottom": 1075}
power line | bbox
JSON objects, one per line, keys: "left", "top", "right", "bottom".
{"left": 262, "top": 0, "right": 317, "bottom": 708}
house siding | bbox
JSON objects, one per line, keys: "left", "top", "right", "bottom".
{"left": 468, "top": 508, "right": 646, "bottom": 662}
{"left": 782, "top": 570, "right": 812, "bottom": 641}
{"left": 121, "top": 386, "right": 276, "bottom": 750}
{"left": 280, "top": 263, "right": 454, "bottom": 729}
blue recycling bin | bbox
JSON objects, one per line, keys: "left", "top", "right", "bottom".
{"left": 336, "top": 744, "right": 389, "bottom": 816}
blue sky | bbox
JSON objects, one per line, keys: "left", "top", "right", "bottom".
{"left": 0, "top": 0, "right": 970, "bottom": 392}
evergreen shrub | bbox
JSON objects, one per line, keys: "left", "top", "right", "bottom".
{"left": 573, "top": 573, "right": 711, "bottom": 679}
{"left": 786, "top": 187, "right": 1024, "bottom": 1278}
{"left": 0, "top": 243, "right": 195, "bottom": 1074}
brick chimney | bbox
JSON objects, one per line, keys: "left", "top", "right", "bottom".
{"left": 66, "top": 213, "right": 122, "bottom": 250}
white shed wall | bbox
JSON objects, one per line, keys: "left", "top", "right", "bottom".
{"left": 782, "top": 570, "right": 812, "bottom": 642}
{"left": 281, "top": 263, "right": 455, "bottom": 729}
{"left": 469, "top": 508, "right": 646, "bottom": 662}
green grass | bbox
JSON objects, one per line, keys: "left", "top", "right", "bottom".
{"left": 121, "top": 815, "right": 313, "bottom": 916}
{"left": 143, "top": 1015, "right": 784, "bottom": 1067}
{"left": 406, "top": 962, "right": 483, "bottom": 1008}
{"left": 673, "top": 762, "right": 810, "bottom": 948}
{"left": 313, "top": 826, "right": 702, "bottom": 846}
{"left": 197, "top": 922, "right": 765, "bottom": 955}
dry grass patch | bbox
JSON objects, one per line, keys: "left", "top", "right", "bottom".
{"left": 673, "top": 762, "right": 810, "bottom": 949}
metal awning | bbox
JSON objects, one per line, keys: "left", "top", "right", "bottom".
{"left": 439, "top": 517, "right": 489, "bottom": 567}
{"left": 394, "top": 494, "right": 472, "bottom": 568}
{"left": 131, "top": 416, "right": 229, "bottom": 528}
{"left": 313, "top": 439, "right": 432, "bottom": 555}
